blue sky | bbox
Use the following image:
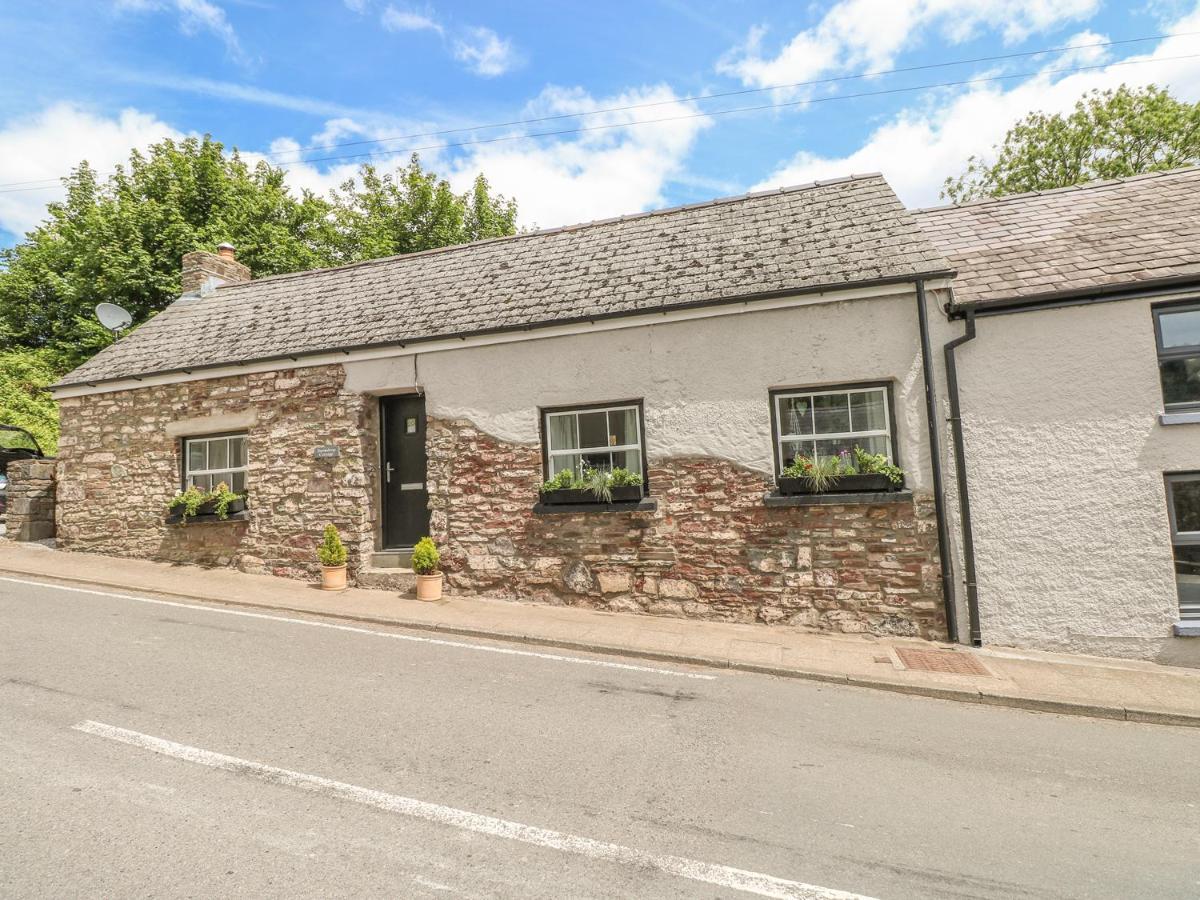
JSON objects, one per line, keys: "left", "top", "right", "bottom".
{"left": 1, "top": 0, "right": 1199, "bottom": 248}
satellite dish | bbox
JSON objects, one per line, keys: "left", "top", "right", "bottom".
{"left": 95, "top": 303, "right": 133, "bottom": 337}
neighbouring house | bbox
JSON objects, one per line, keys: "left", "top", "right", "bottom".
{"left": 40, "top": 167, "right": 1200, "bottom": 665}
{"left": 915, "top": 167, "right": 1200, "bottom": 666}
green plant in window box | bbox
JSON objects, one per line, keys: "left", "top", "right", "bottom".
{"left": 779, "top": 447, "right": 904, "bottom": 495}
{"left": 852, "top": 447, "right": 905, "bottom": 485}
{"left": 167, "top": 482, "right": 246, "bottom": 522}
{"left": 538, "top": 466, "right": 643, "bottom": 504}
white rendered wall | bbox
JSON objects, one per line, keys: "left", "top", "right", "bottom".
{"left": 951, "top": 295, "right": 1200, "bottom": 665}
{"left": 343, "top": 289, "right": 935, "bottom": 487}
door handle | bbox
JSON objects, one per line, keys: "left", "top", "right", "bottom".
{"left": 386, "top": 462, "right": 394, "bottom": 483}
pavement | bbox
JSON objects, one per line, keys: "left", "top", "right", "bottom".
{"left": 0, "top": 540, "right": 1198, "bottom": 729}
{"left": 4, "top": 572, "right": 1200, "bottom": 899}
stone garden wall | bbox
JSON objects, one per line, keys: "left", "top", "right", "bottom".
{"left": 55, "top": 365, "right": 376, "bottom": 578}
{"left": 5, "top": 458, "right": 57, "bottom": 542}
{"left": 428, "top": 417, "right": 946, "bottom": 639}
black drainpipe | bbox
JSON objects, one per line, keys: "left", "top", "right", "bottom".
{"left": 943, "top": 307, "right": 983, "bottom": 645}
{"left": 915, "top": 280, "right": 959, "bottom": 643}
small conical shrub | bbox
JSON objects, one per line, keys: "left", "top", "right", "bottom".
{"left": 318, "top": 523, "right": 347, "bottom": 567}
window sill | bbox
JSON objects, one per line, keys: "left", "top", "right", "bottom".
{"left": 165, "top": 510, "right": 250, "bottom": 525}
{"left": 533, "top": 498, "right": 657, "bottom": 515}
{"left": 763, "top": 490, "right": 913, "bottom": 507}
{"left": 1160, "top": 411, "right": 1200, "bottom": 426}
{"left": 1174, "top": 621, "right": 1200, "bottom": 637}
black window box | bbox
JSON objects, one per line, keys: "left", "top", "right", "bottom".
{"left": 165, "top": 509, "right": 250, "bottom": 525}
{"left": 538, "top": 485, "right": 643, "bottom": 505}
{"left": 776, "top": 474, "right": 899, "bottom": 495}
{"left": 165, "top": 497, "right": 248, "bottom": 525}
{"left": 765, "top": 490, "right": 912, "bottom": 508}
{"left": 533, "top": 497, "right": 657, "bottom": 515}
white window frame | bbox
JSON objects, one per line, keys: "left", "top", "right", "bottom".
{"left": 543, "top": 403, "right": 643, "bottom": 479}
{"left": 773, "top": 385, "right": 894, "bottom": 473}
{"left": 182, "top": 432, "right": 248, "bottom": 492}
{"left": 1166, "top": 473, "right": 1200, "bottom": 622}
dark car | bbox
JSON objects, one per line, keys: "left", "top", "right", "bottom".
{"left": 0, "top": 424, "right": 45, "bottom": 518}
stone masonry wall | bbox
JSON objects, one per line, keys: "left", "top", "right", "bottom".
{"left": 5, "top": 458, "right": 57, "bottom": 542}
{"left": 55, "top": 365, "right": 375, "bottom": 577}
{"left": 428, "top": 417, "right": 946, "bottom": 639}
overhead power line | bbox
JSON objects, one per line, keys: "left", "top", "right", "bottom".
{"left": 1, "top": 34, "right": 1197, "bottom": 195}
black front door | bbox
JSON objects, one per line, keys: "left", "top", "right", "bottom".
{"left": 381, "top": 395, "right": 429, "bottom": 549}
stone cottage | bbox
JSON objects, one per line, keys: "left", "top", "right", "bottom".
{"left": 49, "top": 175, "right": 956, "bottom": 640}
{"left": 43, "top": 166, "right": 1200, "bottom": 665}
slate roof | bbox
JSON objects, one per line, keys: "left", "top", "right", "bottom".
{"left": 915, "top": 166, "right": 1200, "bottom": 308}
{"left": 57, "top": 174, "right": 951, "bottom": 388}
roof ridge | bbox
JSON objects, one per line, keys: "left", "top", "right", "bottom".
{"left": 913, "top": 164, "right": 1200, "bottom": 215}
{"left": 218, "top": 173, "right": 887, "bottom": 292}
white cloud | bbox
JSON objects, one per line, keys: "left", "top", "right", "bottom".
{"left": 749, "top": 16, "right": 1200, "bottom": 207}
{"left": 718, "top": 0, "right": 1101, "bottom": 87}
{"left": 444, "top": 85, "right": 712, "bottom": 227}
{"left": 114, "top": 0, "right": 247, "bottom": 64}
{"left": 343, "top": 0, "right": 369, "bottom": 11}
{"left": 0, "top": 103, "right": 183, "bottom": 237}
{"left": 380, "top": 5, "right": 442, "bottom": 33}
{"left": 453, "top": 26, "right": 521, "bottom": 77}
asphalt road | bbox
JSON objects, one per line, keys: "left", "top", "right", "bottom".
{"left": 1, "top": 575, "right": 1197, "bottom": 899}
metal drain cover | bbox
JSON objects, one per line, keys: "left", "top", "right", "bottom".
{"left": 895, "top": 647, "right": 992, "bottom": 677}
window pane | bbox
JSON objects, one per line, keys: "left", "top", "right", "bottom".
{"left": 577, "top": 411, "right": 608, "bottom": 449}
{"left": 550, "top": 454, "right": 580, "bottom": 477}
{"left": 547, "top": 414, "right": 578, "bottom": 452}
{"left": 781, "top": 440, "right": 813, "bottom": 465}
{"left": 208, "top": 439, "right": 229, "bottom": 471}
{"left": 582, "top": 451, "right": 611, "bottom": 472}
{"left": 1161, "top": 357, "right": 1200, "bottom": 406}
{"left": 230, "top": 436, "right": 247, "bottom": 467}
{"left": 850, "top": 390, "right": 887, "bottom": 431}
{"left": 853, "top": 436, "right": 891, "bottom": 459}
{"left": 231, "top": 471, "right": 246, "bottom": 493}
{"left": 813, "top": 437, "right": 857, "bottom": 460}
{"left": 813, "top": 393, "right": 851, "bottom": 434}
{"left": 189, "top": 473, "right": 212, "bottom": 491}
{"left": 612, "top": 449, "right": 641, "bottom": 473}
{"left": 187, "top": 441, "right": 206, "bottom": 473}
{"left": 609, "top": 408, "right": 637, "bottom": 446}
{"left": 1174, "top": 545, "right": 1200, "bottom": 619}
{"left": 779, "top": 397, "right": 813, "bottom": 436}
{"left": 1171, "top": 479, "right": 1200, "bottom": 534}
{"left": 1159, "top": 309, "right": 1200, "bottom": 349}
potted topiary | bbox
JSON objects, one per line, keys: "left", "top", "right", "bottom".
{"left": 318, "top": 523, "right": 348, "bottom": 591}
{"left": 411, "top": 536, "right": 443, "bottom": 601}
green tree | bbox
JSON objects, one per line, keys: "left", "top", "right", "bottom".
{"left": 942, "top": 85, "right": 1200, "bottom": 203}
{"left": 0, "top": 349, "right": 61, "bottom": 453}
{"left": 329, "top": 155, "right": 518, "bottom": 260}
{"left": 0, "top": 138, "right": 518, "bottom": 442}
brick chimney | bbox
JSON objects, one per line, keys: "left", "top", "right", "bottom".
{"left": 181, "top": 243, "right": 252, "bottom": 293}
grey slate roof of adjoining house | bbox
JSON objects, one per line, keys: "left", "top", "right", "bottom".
{"left": 57, "top": 173, "right": 952, "bottom": 388}
{"left": 915, "top": 166, "right": 1200, "bottom": 308}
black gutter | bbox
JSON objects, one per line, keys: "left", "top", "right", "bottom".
{"left": 947, "top": 273, "right": 1200, "bottom": 319}
{"left": 52, "top": 269, "right": 957, "bottom": 392}
{"left": 943, "top": 307, "right": 982, "bottom": 645}
{"left": 915, "top": 279, "right": 959, "bottom": 643}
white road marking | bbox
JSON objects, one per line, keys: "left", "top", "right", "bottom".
{"left": 0, "top": 575, "right": 713, "bottom": 680}
{"left": 75, "top": 720, "right": 875, "bottom": 900}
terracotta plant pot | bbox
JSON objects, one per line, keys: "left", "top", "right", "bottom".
{"left": 415, "top": 572, "right": 443, "bottom": 601}
{"left": 320, "top": 564, "right": 348, "bottom": 591}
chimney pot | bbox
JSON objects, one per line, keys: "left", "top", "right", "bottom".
{"left": 217, "top": 242, "right": 237, "bottom": 260}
